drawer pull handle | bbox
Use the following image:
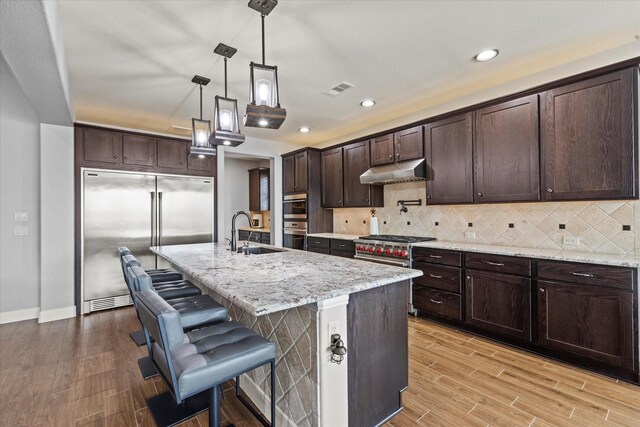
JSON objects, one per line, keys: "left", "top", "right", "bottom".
{"left": 429, "top": 298, "right": 443, "bottom": 304}
{"left": 428, "top": 255, "right": 443, "bottom": 259}
{"left": 570, "top": 272, "right": 594, "bottom": 278}
{"left": 539, "top": 288, "right": 545, "bottom": 293}
{"left": 429, "top": 274, "right": 443, "bottom": 279}
{"left": 484, "top": 261, "right": 505, "bottom": 266}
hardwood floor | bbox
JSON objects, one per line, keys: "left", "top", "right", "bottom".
{"left": 1, "top": 308, "right": 638, "bottom": 426}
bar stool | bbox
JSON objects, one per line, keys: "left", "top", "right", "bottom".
{"left": 136, "top": 289, "right": 276, "bottom": 427}
{"left": 118, "top": 246, "right": 183, "bottom": 282}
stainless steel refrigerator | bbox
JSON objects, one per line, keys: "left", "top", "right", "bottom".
{"left": 82, "top": 170, "right": 214, "bottom": 313}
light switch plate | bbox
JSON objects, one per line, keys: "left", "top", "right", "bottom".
{"left": 14, "top": 226, "right": 28, "bottom": 236}
{"left": 464, "top": 231, "right": 476, "bottom": 240}
{"left": 563, "top": 236, "right": 580, "bottom": 246}
{"left": 328, "top": 321, "right": 340, "bottom": 340}
{"left": 14, "top": 211, "right": 28, "bottom": 222}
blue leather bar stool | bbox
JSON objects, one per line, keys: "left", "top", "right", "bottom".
{"left": 123, "top": 255, "right": 201, "bottom": 299}
{"left": 136, "top": 289, "right": 276, "bottom": 427}
{"left": 118, "top": 246, "right": 183, "bottom": 283}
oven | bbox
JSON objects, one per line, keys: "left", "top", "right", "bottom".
{"left": 283, "top": 193, "right": 307, "bottom": 219}
{"left": 283, "top": 229, "right": 306, "bottom": 250}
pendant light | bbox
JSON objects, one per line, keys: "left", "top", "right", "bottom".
{"left": 244, "top": 0, "right": 286, "bottom": 129}
{"left": 210, "top": 43, "right": 245, "bottom": 147}
{"left": 190, "top": 75, "right": 216, "bottom": 158}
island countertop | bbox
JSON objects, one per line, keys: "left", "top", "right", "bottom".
{"left": 151, "top": 242, "right": 422, "bottom": 316}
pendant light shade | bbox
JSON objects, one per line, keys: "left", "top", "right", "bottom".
{"left": 209, "top": 43, "right": 245, "bottom": 147}
{"left": 244, "top": 1, "right": 286, "bottom": 129}
{"left": 189, "top": 75, "right": 216, "bottom": 158}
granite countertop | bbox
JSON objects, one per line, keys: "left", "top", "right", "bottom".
{"left": 238, "top": 227, "right": 271, "bottom": 233}
{"left": 151, "top": 242, "right": 422, "bottom": 316}
{"left": 412, "top": 240, "right": 640, "bottom": 268}
{"left": 306, "top": 233, "right": 361, "bottom": 241}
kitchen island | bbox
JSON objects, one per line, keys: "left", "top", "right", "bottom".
{"left": 151, "top": 242, "right": 422, "bottom": 427}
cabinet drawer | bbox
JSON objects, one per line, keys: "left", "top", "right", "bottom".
{"left": 332, "top": 249, "right": 354, "bottom": 259}
{"left": 307, "top": 237, "right": 330, "bottom": 249}
{"left": 413, "top": 263, "right": 461, "bottom": 293}
{"left": 307, "top": 246, "right": 330, "bottom": 255}
{"left": 538, "top": 260, "right": 634, "bottom": 291}
{"left": 413, "top": 286, "right": 462, "bottom": 321}
{"left": 412, "top": 248, "right": 462, "bottom": 267}
{"left": 465, "top": 252, "right": 532, "bottom": 276}
{"left": 331, "top": 239, "right": 355, "bottom": 252}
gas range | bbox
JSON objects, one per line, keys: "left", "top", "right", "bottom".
{"left": 353, "top": 235, "right": 436, "bottom": 267}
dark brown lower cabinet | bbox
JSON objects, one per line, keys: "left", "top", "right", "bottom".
{"left": 465, "top": 270, "right": 532, "bottom": 342}
{"left": 537, "top": 280, "right": 635, "bottom": 370}
{"left": 413, "top": 285, "right": 462, "bottom": 321}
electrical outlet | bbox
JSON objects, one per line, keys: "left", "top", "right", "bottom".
{"left": 328, "top": 321, "right": 340, "bottom": 340}
{"left": 14, "top": 211, "right": 28, "bottom": 222}
{"left": 563, "top": 236, "right": 580, "bottom": 246}
{"left": 14, "top": 226, "right": 28, "bottom": 236}
{"left": 464, "top": 231, "right": 476, "bottom": 240}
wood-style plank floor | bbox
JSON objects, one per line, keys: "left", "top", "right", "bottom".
{"left": 1, "top": 308, "right": 639, "bottom": 426}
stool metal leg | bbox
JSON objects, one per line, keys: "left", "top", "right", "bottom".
{"left": 270, "top": 360, "right": 276, "bottom": 427}
{"left": 210, "top": 384, "right": 220, "bottom": 427}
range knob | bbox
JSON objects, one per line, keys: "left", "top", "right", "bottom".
{"left": 401, "top": 250, "right": 407, "bottom": 257}
{"left": 393, "top": 250, "right": 399, "bottom": 256}
{"left": 368, "top": 247, "right": 374, "bottom": 253}
{"left": 376, "top": 248, "right": 383, "bottom": 254}
{"left": 385, "top": 249, "right": 391, "bottom": 255}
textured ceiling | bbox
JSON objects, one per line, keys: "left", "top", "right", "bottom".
{"left": 58, "top": 1, "right": 640, "bottom": 146}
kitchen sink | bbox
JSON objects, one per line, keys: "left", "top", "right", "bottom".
{"left": 237, "top": 246, "right": 285, "bottom": 255}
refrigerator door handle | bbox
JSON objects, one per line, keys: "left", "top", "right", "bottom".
{"left": 158, "top": 191, "right": 163, "bottom": 246}
{"left": 150, "top": 191, "right": 156, "bottom": 246}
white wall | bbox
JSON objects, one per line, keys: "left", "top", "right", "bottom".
{"left": 0, "top": 54, "right": 42, "bottom": 320}
{"left": 39, "top": 124, "right": 75, "bottom": 321}
{"left": 223, "top": 158, "right": 268, "bottom": 241}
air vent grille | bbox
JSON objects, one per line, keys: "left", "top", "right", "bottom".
{"left": 323, "top": 81, "right": 355, "bottom": 97}
{"left": 168, "top": 125, "right": 192, "bottom": 136}
{"left": 89, "top": 295, "right": 132, "bottom": 312}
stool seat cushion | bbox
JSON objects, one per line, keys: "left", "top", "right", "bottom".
{"left": 153, "top": 281, "right": 202, "bottom": 300}
{"left": 168, "top": 295, "right": 228, "bottom": 329}
{"left": 148, "top": 270, "right": 183, "bottom": 283}
{"left": 165, "top": 321, "right": 275, "bottom": 399}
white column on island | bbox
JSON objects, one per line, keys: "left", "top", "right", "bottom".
{"left": 315, "top": 294, "right": 350, "bottom": 427}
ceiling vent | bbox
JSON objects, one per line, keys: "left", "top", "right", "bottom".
{"left": 168, "top": 125, "right": 192, "bottom": 136}
{"left": 323, "top": 81, "right": 355, "bottom": 97}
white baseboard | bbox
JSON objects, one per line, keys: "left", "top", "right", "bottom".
{"left": 240, "top": 373, "right": 297, "bottom": 427}
{"left": 38, "top": 305, "right": 76, "bottom": 323}
{"left": 0, "top": 307, "right": 40, "bottom": 324}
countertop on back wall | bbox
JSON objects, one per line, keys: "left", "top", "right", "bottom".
{"left": 304, "top": 233, "right": 640, "bottom": 268}
{"left": 238, "top": 226, "right": 271, "bottom": 233}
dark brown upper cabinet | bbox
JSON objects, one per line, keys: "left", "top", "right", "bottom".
{"left": 82, "top": 128, "right": 122, "bottom": 165}
{"left": 371, "top": 126, "right": 424, "bottom": 166}
{"left": 283, "top": 151, "right": 308, "bottom": 194}
{"left": 187, "top": 154, "right": 214, "bottom": 172}
{"left": 371, "top": 134, "right": 395, "bottom": 166}
{"left": 157, "top": 138, "right": 187, "bottom": 170}
{"left": 123, "top": 134, "right": 155, "bottom": 167}
{"left": 474, "top": 94, "right": 540, "bottom": 203}
{"left": 249, "top": 167, "right": 270, "bottom": 211}
{"left": 540, "top": 68, "right": 637, "bottom": 201}
{"left": 321, "top": 147, "right": 344, "bottom": 208}
{"left": 343, "top": 140, "right": 383, "bottom": 207}
{"left": 424, "top": 113, "right": 473, "bottom": 204}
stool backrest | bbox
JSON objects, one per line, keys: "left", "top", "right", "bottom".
{"left": 135, "top": 289, "right": 184, "bottom": 393}
{"left": 127, "top": 265, "right": 154, "bottom": 292}
{"left": 118, "top": 248, "right": 134, "bottom": 286}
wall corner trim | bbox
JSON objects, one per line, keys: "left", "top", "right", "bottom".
{"left": 38, "top": 305, "right": 76, "bottom": 323}
{"left": 0, "top": 307, "right": 40, "bottom": 324}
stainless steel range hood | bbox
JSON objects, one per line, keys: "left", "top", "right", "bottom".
{"left": 360, "top": 158, "right": 426, "bottom": 185}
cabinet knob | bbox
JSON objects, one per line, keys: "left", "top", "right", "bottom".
{"left": 123, "top": 156, "right": 127, "bottom": 160}
{"left": 547, "top": 188, "right": 553, "bottom": 193}
{"left": 180, "top": 161, "right": 184, "bottom": 165}
{"left": 539, "top": 288, "right": 545, "bottom": 293}
{"left": 466, "top": 276, "right": 470, "bottom": 280}
{"left": 477, "top": 192, "right": 483, "bottom": 197}
{"left": 113, "top": 155, "right": 118, "bottom": 159}
{"left": 389, "top": 154, "right": 393, "bottom": 159}
{"left": 427, "top": 195, "right": 431, "bottom": 199}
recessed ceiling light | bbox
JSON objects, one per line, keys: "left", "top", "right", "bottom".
{"left": 223, "top": 140, "right": 231, "bottom": 146}
{"left": 258, "top": 119, "right": 269, "bottom": 127}
{"left": 474, "top": 49, "right": 499, "bottom": 62}
{"left": 360, "top": 99, "right": 376, "bottom": 108}
{"left": 298, "top": 127, "right": 310, "bottom": 133}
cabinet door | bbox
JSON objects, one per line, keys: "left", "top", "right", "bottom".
{"left": 474, "top": 94, "right": 540, "bottom": 203}
{"left": 83, "top": 128, "right": 122, "bottom": 165}
{"left": 344, "top": 140, "right": 372, "bottom": 207}
{"left": 249, "top": 169, "right": 261, "bottom": 211}
{"left": 321, "top": 147, "right": 344, "bottom": 208}
{"left": 540, "top": 69, "right": 637, "bottom": 200}
{"left": 187, "top": 154, "right": 214, "bottom": 172}
{"left": 157, "top": 139, "right": 187, "bottom": 170}
{"left": 259, "top": 169, "right": 270, "bottom": 211}
{"left": 283, "top": 155, "right": 296, "bottom": 194}
{"left": 371, "top": 134, "right": 395, "bottom": 166}
{"left": 122, "top": 134, "right": 155, "bottom": 167}
{"left": 538, "top": 280, "right": 634, "bottom": 370}
{"left": 294, "top": 151, "right": 308, "bottom": 192}
{"left": 395, "top": 126, "right": 424, "bottom": 162}
{"left": 424, "top": 114, "right": 473, "bottom": 204}
{"left": 466, "top": 270, "right": 531, "bottom": 342}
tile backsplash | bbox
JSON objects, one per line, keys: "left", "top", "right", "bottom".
{"left": 333, "top": 181, "right": 638, "bottom": 255}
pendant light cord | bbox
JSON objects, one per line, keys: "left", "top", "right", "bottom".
{"left": 224, "top": 57, "right": 228, "bottom": 98}
{"left": 199, "top": 84, "right": 203, "bottom": 119}
{"left": 261, "top": 13, "right": 266, "bottom": 65}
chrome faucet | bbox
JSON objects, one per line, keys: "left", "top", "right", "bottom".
{"left": 230, "top": 211, "right": 253, "bottom": 252}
